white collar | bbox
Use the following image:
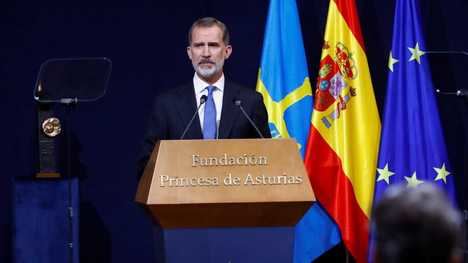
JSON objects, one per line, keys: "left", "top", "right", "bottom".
{"left": 193, "top": 73, "right": 225, "bottom": 94}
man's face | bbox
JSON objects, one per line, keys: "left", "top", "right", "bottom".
{"left": 187, "top": 25, "right": 232, "bottom": 83}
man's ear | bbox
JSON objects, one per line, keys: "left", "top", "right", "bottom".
{"left": 224, "top": 45, "right": 232, "bottom": 59}
{"left": 187, "top": 46, "right": 192, "bottom": 60}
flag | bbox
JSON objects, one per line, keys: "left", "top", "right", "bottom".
{"left": 256, "top": 0, "right": 341, "bottom": 262}
{"left": 372, "top": 0, "right": 457, "bottom": 224}
{"left": 369, "top": 0, "right": 457, "bottom": 261}
{"left": 304, "top": 0, "right": 381, "bottom": 262}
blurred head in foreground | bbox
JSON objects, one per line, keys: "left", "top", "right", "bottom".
{"left": 373, "top": 184, "right": 463, "bottom": 263}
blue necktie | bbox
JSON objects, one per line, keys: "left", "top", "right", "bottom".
{"left": 203, "top": 86, "right": 217, "bottom": 139}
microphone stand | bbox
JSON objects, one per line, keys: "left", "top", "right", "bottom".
{"left": 180, "top": 95, "right": 207, "bottom": 140}
{"left": 233, "top": 100, "right": 264, "bottom": 139}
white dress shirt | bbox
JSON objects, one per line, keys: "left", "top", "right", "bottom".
{"left": 193, "top": 73, "right": 224, "bottom": 135}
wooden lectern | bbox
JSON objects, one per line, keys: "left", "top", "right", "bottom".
{"left": 135, "top": 138, "right": 315, "bottom": 228}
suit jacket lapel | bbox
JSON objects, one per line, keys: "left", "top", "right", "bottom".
{"left": 218, "top": 80, "right": 240, "bottom": 139}
{"left": 176, "top": 83, "right": 203, "bottom": 139}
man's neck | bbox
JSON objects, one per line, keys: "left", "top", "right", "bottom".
{"left": 197, "top": 72, "right": 223, "bottom": 85}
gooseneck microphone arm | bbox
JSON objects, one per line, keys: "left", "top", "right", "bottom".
{"left": 436, "top": 89, "right": 468, "bottom": 97}
{"left": 425, "top": 50, "right": 468, "bottom": 56}
{"left": 180, "top": 95, "right": 207, "bottom": 139}
{"left": 233, "top": 99, "right": 265, "bottom": 139}
{"left": 426, "top": 50, "right": 468, "bottom": 98}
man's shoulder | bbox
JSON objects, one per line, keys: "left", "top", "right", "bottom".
{"left": 225, "top": 79, "right": 262, "bottom": 101}
{"left": 226, "top": 79, "right": 260, "bottom": 94}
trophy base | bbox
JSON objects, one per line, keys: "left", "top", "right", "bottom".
{"left": 36, "top": 172, "right": 61, "bottom": 178}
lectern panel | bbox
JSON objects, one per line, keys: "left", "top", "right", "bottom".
{"left": 136, "top": 139, "right": 315, "bottom": 228}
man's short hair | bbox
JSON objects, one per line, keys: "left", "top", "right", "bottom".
{"left": 373, "top": 184, "right": 462, "bottom": 263}
{"left": 188, "top": 17, "right": 230, "bottom": 45}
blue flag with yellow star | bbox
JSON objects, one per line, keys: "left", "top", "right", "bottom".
{"left": 373, "top": 0, "right": 457, "bottom": 207}
{"left": 256, "top": 0, "right": 341, "bottom": 262}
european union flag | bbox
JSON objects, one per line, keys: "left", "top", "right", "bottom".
{"left": 373, "top": 0, "right": 457, "bottom": 206}
{"left": 256, "top": 0, "right": 341, "bottom": 262}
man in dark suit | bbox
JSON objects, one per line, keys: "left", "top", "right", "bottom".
{"left": 139, "top": 17, "right": 270, "bottom": 173}
{"left": 139, "top": 17, "right": 271, "bottom": 263}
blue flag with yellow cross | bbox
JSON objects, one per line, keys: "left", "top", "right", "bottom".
{"left": 256, "top": 0, "right": 341, "bottom": 261}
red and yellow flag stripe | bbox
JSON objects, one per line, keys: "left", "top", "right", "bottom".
{"left": 305, "top": 0, "right": 381, "bottom": 263}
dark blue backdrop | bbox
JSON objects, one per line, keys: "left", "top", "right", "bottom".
{"left": 2, "top": 1, "right": 467, "bottom": 262}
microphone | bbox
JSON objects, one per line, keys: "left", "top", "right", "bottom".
{"left": 180, "top": 95, "right": 207, "bottom": 139}
{"left": 233, "top": 99, "right": 264, "bottom": 139}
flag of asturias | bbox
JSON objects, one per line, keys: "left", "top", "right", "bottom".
{"left": 256, "top": 0, "right": 340, "bottom": 262}
{"left": 256, "top": 0, "right": 312, "bottom": 155}
{"left": 373, "top": 0, "right": 456, "bottom": 215}
{"left": 304, "top": 0, "right": 381, "bottom": 262}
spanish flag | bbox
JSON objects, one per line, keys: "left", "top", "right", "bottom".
{"left": 304, "top": 0, "right": 381, "bottom": 262}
